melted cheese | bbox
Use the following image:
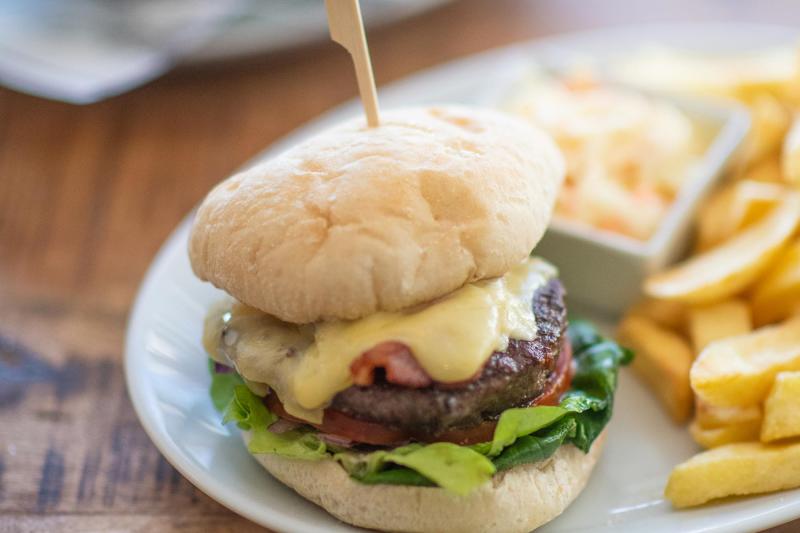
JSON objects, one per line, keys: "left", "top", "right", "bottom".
{"left": 204, "top": 257, "right": 556, "bottom": 423}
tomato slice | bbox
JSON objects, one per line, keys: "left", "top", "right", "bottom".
{"left": 265, "top": 339, "right": 574, "bottom": 447}
{"left": 265, "top": 394, "right": 409, "bottom": 446}
{"left": 530, "top": 338, "right": 573, "bottom": 407}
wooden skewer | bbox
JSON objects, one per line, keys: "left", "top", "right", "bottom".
{"left": 325, "top": 0, "right": 380, "bottom": 127}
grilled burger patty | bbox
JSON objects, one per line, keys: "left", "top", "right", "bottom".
{"left": 329, "top": 277, "right": 567, "bottom": 436}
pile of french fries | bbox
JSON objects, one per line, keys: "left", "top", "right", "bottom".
{"left": 615, "top": 45, "right": 800, "bottom": 509}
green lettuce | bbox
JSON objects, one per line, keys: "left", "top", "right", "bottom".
{"left": 338, "top": 443, "right": 495, "bottom": 496}
{"left": 208, "top": 360, "right": 244, "bottom": 411}
{"left": 222, "top": 385, "right": 274, "bottom": 429}
{"left": 209, "top": 319, "right": 631, "bottom": 494}
{"left": 485, "top": 405, "right": 567, "bottom": 456}
{"left": 492, "top": 417, "right": 577, "bottom": 471}
{"left": 220, "top": 384, "right": 328, "bottom": 460}
{"left": 249, "top": 425, "right": 328, "bottom": 460}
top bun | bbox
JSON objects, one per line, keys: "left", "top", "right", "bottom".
{"left": 189, "top": 106, "right": 564, "bottom": 323}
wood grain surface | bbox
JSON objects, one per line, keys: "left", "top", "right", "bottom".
{"left": 1, "top": 1, "right": 799, "bottom": 531}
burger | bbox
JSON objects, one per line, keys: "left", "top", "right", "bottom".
{"left": 189, "top": 106, "right": 630, "bottom": 532}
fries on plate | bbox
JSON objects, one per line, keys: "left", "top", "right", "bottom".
{"left": 695, "top": 180, "right": 784, "bottom": 251}
{"left": 689, "top": 417, "right": 762, "bottom": 449}
{"left": 762, "top": 370, "right": 800, "bottom": 442}
{"left": 739, "top": 156, "right": 783, "bottom": 183}
{"left": 691, "top": 400, "right": 762, "bottom": 449}
{"left": 645, "top": 193, "right": 800, "bottom": 304}
{"left": 783, "top": 116, "right": 800, "bottom": 186}
{"left": 691, "top": 316, "right": 800, "bottom": 408}
{"left": 695, "top": 401, "right": 762, "bottom": 429}
{"left": 618, "top": 42, "right": 800, "bottom": 512}
{"left": 688, "top": 299, "right": 752, "bottom": 354}
{"left": 666, "top": 440, "right": 800, "bottom": 508}
{"left": 626, "top": 297, "right": 687, "bottom": 332}
{"left": 752, "top": 240, "right": 800, "bottom": 326}
{"left": 617, "top": 315, "right": 693, "bottom": 422}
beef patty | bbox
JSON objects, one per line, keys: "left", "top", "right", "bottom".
{"left": 329, "top": 277, "right": 567, "bottom": 435}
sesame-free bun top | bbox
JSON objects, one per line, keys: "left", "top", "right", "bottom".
{"left": 189, "top": 106, "right": 564, "bottom": 323}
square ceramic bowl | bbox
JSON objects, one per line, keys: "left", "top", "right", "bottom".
{"left": 487, "top": 76, "right": 750, "bottom": 317}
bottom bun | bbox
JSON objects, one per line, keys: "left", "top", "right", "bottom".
{"left": 244, "top": 431, "right": 606, "bottom": 533}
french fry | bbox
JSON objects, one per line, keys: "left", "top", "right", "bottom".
{"left": 751, "top": 240, "right": 800, "bottom": 326}
{"left": 617, "top": 315, "right": 693, "bottom": 423}
{"left": 761, "top": 370, "right": 800, "bottom": 442}
{"left": 695, "top": 400, "right": 762, "bottom": 429}
{"left": 626, "top": 297, "right": 687, "bottom": 332}
{"left": 782, "top": 115, "right": 800, "bottom": 187}
{"left": 689, "top": 418, "right": 762, "bottom": 449}
{"left": 695, "top": 187, "right": 733, "bottom": 252}
{"left": 738, "top": 93, "right": 791, "bottom": 169}
{"left": 687, "top": 299, "right": 752, "bottom": 355}
{"left": 666, "top": 440, "right": 800, "bottom": 508}
{"left": 695, "top": 181, "right": 785, "bottom": 251}
{"left": 645, "top": 192, "right": 800, "bottom": 304}
{"left": 613, "top": 46, "right": 800, "bottom": 102}
{"left": 691, "top": 316, "right": 800, "bottom": 408}
{"left": 730, "top": 47, "right": 800, "bottom": 104}
{"left": 738, "top": 156, "right": 783, "bottom": 183}
{"left": 692, "top": 399, "right": 762, "bottom": 449}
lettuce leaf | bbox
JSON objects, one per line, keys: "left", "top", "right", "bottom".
{"left": 222, "top": 384, "right": 327, "bottom": 460}
{"left": 209, "top": 319, "right": 632, "bottom": 494}
{"left": 248, "top": 427, "right": 328, "bottom": 460}
{"left": 335, "top": 443, "right": 422, "bottom": 477}
{"left": 340, "top": 443, "right": 495, "bottom": 496}
{"left": 563, "top": 322, "right": 633, "bottom": 452}
{"left": 208, "top": 359, "right": 244, "bottom": 412}
{"left": 357, "top": 467, "right": 432, "bottom": 487}
{"left": 486, "top": 405, "right": 567, "bottom": 456}
{"left": 493, "top": 417, "right": 577, "bottom": 471}
{"left": 223, "top": 385, "right": 275, "bottom": 429}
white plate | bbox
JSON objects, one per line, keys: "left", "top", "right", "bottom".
{"left": 126, "top": 23, "right": 800, "bottom": 533}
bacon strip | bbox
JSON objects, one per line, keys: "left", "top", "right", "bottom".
{"left": 350, "top": 341, "right": 433, "bottom": 388}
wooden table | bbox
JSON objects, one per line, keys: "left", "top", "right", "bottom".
{"left": 2, "top": 1, "right": 799, "bottom": 531}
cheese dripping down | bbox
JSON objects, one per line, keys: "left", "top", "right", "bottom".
{"left": 203, "top": 257, "right": 557, "bottom": 424}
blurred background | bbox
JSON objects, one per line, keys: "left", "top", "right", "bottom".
{"left": 1, "top": 1, "right": 799, "bottom": 531}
